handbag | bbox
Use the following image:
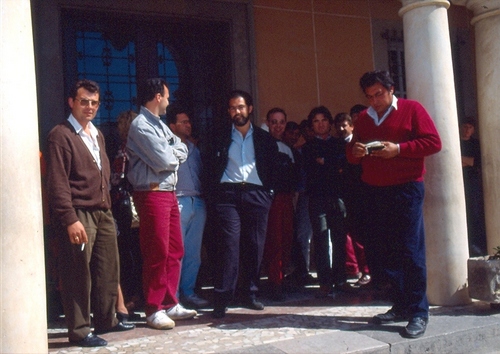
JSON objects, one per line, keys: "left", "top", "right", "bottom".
{"left": 111, "top": 148, "right": 139, "bottom": 228}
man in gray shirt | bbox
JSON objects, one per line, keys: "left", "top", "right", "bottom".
{"left": 126, "top": 78, "right": 196, "bottom": 330}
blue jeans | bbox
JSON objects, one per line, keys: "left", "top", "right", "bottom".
{"left": 178, "top": 196, "right": 207, "bottom": 297}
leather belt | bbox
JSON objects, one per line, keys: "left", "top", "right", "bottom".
{"left": 220, "top": 182, "right": 265, "bottom": 191}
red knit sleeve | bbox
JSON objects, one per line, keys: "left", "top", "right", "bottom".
{"left": 398, "top": 101, "right": 442, "bottom": 158}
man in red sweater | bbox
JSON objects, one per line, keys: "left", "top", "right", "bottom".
{"left": 347, "top": 70, "right": 441, "bottom": 339}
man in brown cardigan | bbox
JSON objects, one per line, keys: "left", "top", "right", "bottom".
{"left": 47, "top": 79, "right": 134, "bottom": 347}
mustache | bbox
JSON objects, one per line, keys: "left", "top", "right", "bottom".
{"left": 233, "top": 114, "right": 249, "bottom": 126}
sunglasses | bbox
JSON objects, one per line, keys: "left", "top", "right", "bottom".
{"left": 75, "top": 98, "right": 100, "bottom": 107}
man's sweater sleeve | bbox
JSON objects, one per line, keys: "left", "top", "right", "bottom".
{"left": 399, "top": 102, "right": 442, "bottom": 158}
{"left": 47, "top": 130, "right": 79, "bottom": 227}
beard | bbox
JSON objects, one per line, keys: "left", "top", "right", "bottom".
{"left": 232, "top": 114, "right": 250, "bottom": 127}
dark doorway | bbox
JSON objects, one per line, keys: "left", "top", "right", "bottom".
{"left": 61, "top": 9, "right": 232, "bottom": 155}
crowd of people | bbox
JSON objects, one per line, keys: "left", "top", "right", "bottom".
{"left": 44, "top": 70, "right": 448, "bottom": 347}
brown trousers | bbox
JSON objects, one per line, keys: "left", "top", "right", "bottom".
{"left": 57, "top": 209, "right": 119, "bottom": 341}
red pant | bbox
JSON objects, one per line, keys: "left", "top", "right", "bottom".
{"left": 263, "top": 192, "right": 295, "bottom": 285}
{"left": 133, "top": 191, "right": 184, "bottom": 316}
{"left": 345, "top": 234, "right": 369, "bottom": 275}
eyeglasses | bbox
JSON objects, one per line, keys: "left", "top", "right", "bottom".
{"left": 228, "top": 105, "right": 247, "bottom": 112}
{"left": 365, "top": 90, "right": 387, "bottom": 101}
{"left": 75, "top": 98, "right": 100, "bottom": 107}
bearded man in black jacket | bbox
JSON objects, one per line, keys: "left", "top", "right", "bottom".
{"left": 209, "top": 90, "right": 278, "bottom": 318}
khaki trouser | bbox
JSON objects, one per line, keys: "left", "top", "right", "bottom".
{"left": 57, "top": 208, "right": 119, "bottom": 341}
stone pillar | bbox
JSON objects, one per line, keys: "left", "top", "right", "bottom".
{"left": 466, "top": 0, "right": 500, "bottom": 255}
{"left": 399, "top": 0, "right": 470, "bottom": 305}
{"left": 0, "top": 0, "right": 48, "bottom": 352}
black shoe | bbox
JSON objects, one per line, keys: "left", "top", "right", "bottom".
{"left": 315, "top": 284, "right": 332, "bottom": 298}
{"left": 116, "top": 312, "right": 129, "bottom": 323}
{"left": 267, "top": 284, "right": 286, "bottom": 301}
{"left": 181, "top": 294, "right": 211, "bottom": 309}
{"left": 70, "top": 333, "right": 107, "bottom": 347}
{"left": 334, "top": 282, "right": 359, "bottom": 293}
{"left": 372, "top": 309, "right": 407, "bottom": 324}
{"left": 211, "top": 307, "right": 227, "bottom": 319}
{"left": 243, "top": 297, "right": 265, "bottom": 310}
{"left": 94, "top": 321, "right": 135, "bottom": 335}
{"left": 403, "top": 317, "right": 428, "bottom": 338}
{"left": 269, "top": 289, "right": 286, "bottom": 301}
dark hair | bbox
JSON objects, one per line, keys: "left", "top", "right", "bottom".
{"left": 69, "top": 79, "right": 100, "bottom": 99}
{"left": 266, "top": 107, "right": 287, "bottom": 121}
{"left": 285, "top": 121, "right": 299, "bottom": 132}
{"left": 307, "top": 105, "right": 333, "bottom": 128}
{"left": 333, "top": 112, "right": 352, "bottom": 126}
{"left": 166, "top": 104, "right": 190, "bottom": 125}
{"left": 228, "top": 90, "right": 253, "bottom": 107}
{"left": 349, "top": 104, "right": 367, "bottom": 116}
{"left": 460, "top": 117, "right": 476, "bottom": 127}
{"left": 140, "top": 78, "right": 169, "bottom": 106}
{"left": 299, "top": 119, "right": 309, "bottom": 131}
{"left": 359, "top": 70, "right": 394, "bottom": 92}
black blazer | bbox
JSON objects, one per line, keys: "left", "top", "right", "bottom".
{"left": 209, "top": 123, "right": 278, "bottom": 192}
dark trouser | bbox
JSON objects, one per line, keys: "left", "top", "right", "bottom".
{"left": 308, "top": 195, "right": 347, "bottom": 286}
{"left": 362, "top": 181, "right": 429, "bottom": 318}
{"left": 113, "top": 195, "right": 142, "bottom": 301}
{"left": 463, "top": 175, "right": 487, "bottom": 255}
{"left": 291, "top": 191, "right": 313, "bottom": 277}
{"left": 213, "top": 186, "right": 273, "bottom": 308}
{"left": 57, "top": 209, "right": 119, "bottom": 342}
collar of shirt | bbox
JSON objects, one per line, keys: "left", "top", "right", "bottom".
{"left": 367, "top": 95, "right": 398, "bottom": 126}
{"left": 231, "top": 122, "right": 254, "bottom": 140}
{"left": 67, "top": 114, "right": 102, "bottom": 170}
{"left": 140, "top": 106, "right": 161, "bottom": 121}
{"left": 140, "top": 105, "right": 175, "bottom": 140}
{"left": 345, "top": 134, "right": 353, "bottom": 143}
{"left": 220, "top": 123, "right": 263, "bottom": 185}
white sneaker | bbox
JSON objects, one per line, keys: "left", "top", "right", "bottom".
{"left": 166, "top": 303, "right": 197, "bottom": 320}
{"left": 146, "top": 310, "right": 175, "bottom": 330}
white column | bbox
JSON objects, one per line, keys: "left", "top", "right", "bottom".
{"left": 0, "top": 1, "right": 48, "bottom": 352}
{"left": 466, "top": 0, "right": 500, "bottom": 255}
{"left": 399, "top": 0, "right": 470, "bottom": 305}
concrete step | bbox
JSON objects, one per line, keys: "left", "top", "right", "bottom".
{"left": 48, "top": 289, "right": 500, "bottom": 353}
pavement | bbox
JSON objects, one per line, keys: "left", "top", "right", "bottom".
{"left": 47, "top": 280, "right": 500, "bottom": 354}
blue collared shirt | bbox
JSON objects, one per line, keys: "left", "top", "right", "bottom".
{"left": 367, "top": 95, "right": 398, "bottom": 126}
{"left": 176, "top": 140, "right": 203, "bottom": 197}
{"left": 220, "top": 124, "right": 263, "bottom": 186}
{"left": 67, "top": 114, "right": 102, "bottom": 170}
